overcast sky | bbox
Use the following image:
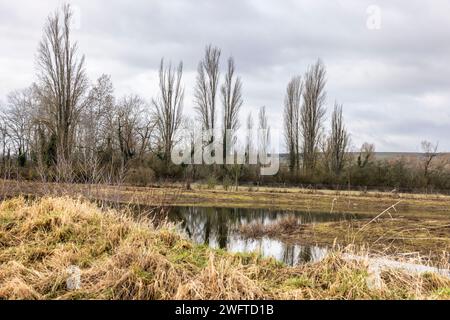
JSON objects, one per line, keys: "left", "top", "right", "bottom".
{"left": 1, "top": 0, "right": 449, "bottom": 152}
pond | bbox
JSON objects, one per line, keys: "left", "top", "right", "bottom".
{"left": 168, "top": 206, "right": 365, "bottom": 266}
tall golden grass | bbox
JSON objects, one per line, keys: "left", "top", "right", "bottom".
{"left": 0, "top": 196, "right": 449, "bottom": 300}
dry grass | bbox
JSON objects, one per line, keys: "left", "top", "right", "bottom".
{"left": 239, "top": 215, "right": 304, "bottom": 238}
{"left": 0, "top": 196, "right": 449, "bottom": 300}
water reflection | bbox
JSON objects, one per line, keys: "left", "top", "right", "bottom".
{"left": 168, "top": 207, "right": 362, "bottom": 266}
{"left": 226, "top": 236, "right": 328, "bottom": 266}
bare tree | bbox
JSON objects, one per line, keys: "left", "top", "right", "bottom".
{"left": 230, "top": 142, "right": 245, "bottom": 191}
{"left": 152, "top": 59, "right": 184, "bottom": 167}
{"left": 82, "top": 75, "right": 115, "bottom": 150}
{"left": 116, "top": 95, "right": 148, "bottom": 164}
{"left": 194, "top": 45, "right": 221, "bottom": 132}
{"left": 358, "top": 142, "right": 375, "bottom": 168}
{"left": 245, "top": 112, "right": 254, "bottom": 164}
{"left": 421, "top": 140, "right": 438, "bottom": 188}
{"left": 258, "top": 106, "right": 270, "bottom": 170}
{"left": 0, "top": 118, "right": 11, "bottom": 178}
{"left": 283, "top": 76, "right": 302, "bottom": 172}
{"left": 1, "top": 87, "right": 36, "bottom": 167}
{"left": 328, "top": 102, "right": 349, "bottom": 175}
{"left": 77, "top": 75, "right": 115, "bottom": 183}
{"left": 221, "top": 57, "right": 243, "bottom": 163}
{"left": 301, "top": 60, "right": 327, "bottom": 172}
{"left": 178, "top": 117, "right": 199, "bottom": 189}
{"left": 36, "top": 4, "right": 88, "bottom": 165}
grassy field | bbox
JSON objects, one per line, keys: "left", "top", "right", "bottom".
{"left": 0, "top": 196, "right": 449, "bottom": 300}
{"left": 2, "top": 179, "right": 450, "bottom": 218}
{"left": 1, "top": 180, "right": 449, "bottom": 267}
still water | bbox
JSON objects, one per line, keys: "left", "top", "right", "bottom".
{"left": 168, "top": 207, "right": 363, "bottom": 266}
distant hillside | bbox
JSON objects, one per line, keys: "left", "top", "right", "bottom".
{"left": 277, "top": 152, "right": 450, "bottom": 165}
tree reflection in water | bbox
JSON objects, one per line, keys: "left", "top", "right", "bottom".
{"left": 168, "top": 206, "right": 361, "bottom": 266}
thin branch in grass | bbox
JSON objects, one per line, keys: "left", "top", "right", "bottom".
{"left": 357, "top": 200, "right": 402, "bottom": 233}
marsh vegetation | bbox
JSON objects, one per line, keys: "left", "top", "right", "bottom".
{"left": 1, "top": 196, "right": 449, "bottom": 300}
{"left": 0, "top": 4, "right": 449, "bottom": 301}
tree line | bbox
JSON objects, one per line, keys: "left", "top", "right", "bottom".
{"left": 1, "top": 5, "right": 448, "bottom": 192}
